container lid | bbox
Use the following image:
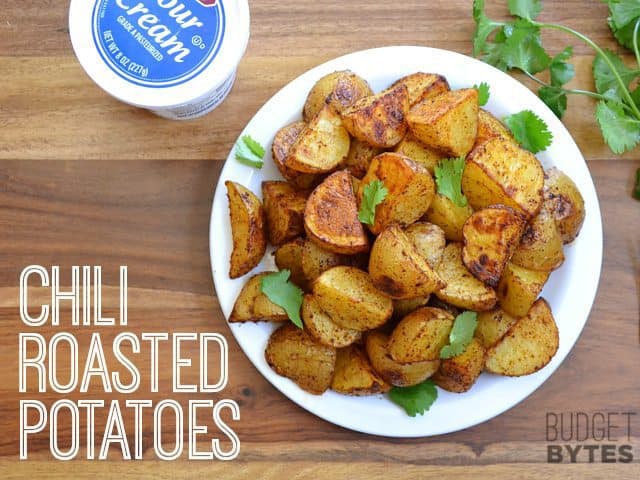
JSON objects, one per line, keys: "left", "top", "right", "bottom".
{"left": 69, "top": 0, "right": 250, "bottom": 108}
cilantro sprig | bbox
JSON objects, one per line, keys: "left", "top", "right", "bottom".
{"left": 440, "top": 311, "right": 478, "bottom": 359}
{"left": 503, "top": 110, "right": 553, "bottom": 153}
{"left": 434, "top": 157, "right": 468, "bottom": 207}
{"left": 473, "top": 0, "right": 640, "bottom": 200}
{"left": 389, "top": 379, "right": 438, "bottom": 417}
{"left": 474, "top": 82, "right": 491, "bottom": 106}
{"left": 260, "top": 270, "right": 304, "bottom": 328}
{"left": 358, "top": 180, "right": 388, "bottom": 225}
{"left": 235, "top": 135, "right": 265, "bottom": 168}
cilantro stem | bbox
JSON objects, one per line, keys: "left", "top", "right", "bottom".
{"left": 522, "top": 71, "right": 607, "bottom": 101}
{"left": 633, "top": 18, "right": 640, "bottom": 69}
{"left": 534, "top": 21, "right": 640, "bottom": 120}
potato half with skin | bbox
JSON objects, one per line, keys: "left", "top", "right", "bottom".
{"left": 229, "top": 272, "right": 288, "bottom": 323}
{"left": 405, "top": 222, "right": 446, "bottom": 268}
{"left": 304, "top": 170, "right": 369, "bottom": 254}
{"left": 432, "top": 338, "right": 486, "bottom": 393}
{"left": 474, "top": 109, "right": 515, "bottom": 148}
{"left": 394, "top": 133, "right": 445, "bottom": 174}
{"left": 274, "top": 238, "right": 309, "bottom": 291}
{"left": 365, "top": 331, "right": 440, "bottom": 387}
{"left": 388, "top": 307, "right": 454, "bottom": 363}
{"left": 511, "top": 204, "right": 565, "bottom": 271}
{"left": 391, "top": 72, "right": 450, "bottom": 106}
{"left": 331, "top": 345, "right": 390, "bottom": 395}
{"left": 462, "top": 205, "right": 527, "bottom": 287}
{"left": 406, "top": 88, "right": 479, "bottom": 157}
{"left": 303, "top": 70, "right": 373, "bottom": 122}
{"left": 369, "top": 224, "right": 446, "bottom": 299}
{"left": 423, "top": 193, "right": 474, "bottom": 242}
{"left": 302, "top": 294, "right": 362, "bottom": 348}
{"left": 497, "top": 262, "right": 550, "bottom": 318}
{"left": 300, "top": 239, "right": 360, "bottom": 284}
{"left": 434, "top": 243, "right": 497, "bottom": 311}
{"left": 474, "top": 307, "right": 519, "bottom": 349}
{"left": 262, "top": 181, "right": 307, "bottom": 246}
{"left": 393, "top": 296, "right": 431, "bottom": 320}
{"left": 462, "top": 137, "right": 544, "bottom": 218}
{"left": 341, "top": 84, "right": 409, "bottom": 148}
{"left": 343, "top": 138, "right": 383, "bottom": 179}
{"left": 265, "top": 323, "right": 336, "bottom": 395}
{"left": 271, "top": 121, "right": 320, "bottom": 190}
{"left": 226, "top": 181, "right": 267, "bottom": 279}
{"left": 543, "top": 167, "right": 586, "bottom": 244}
{"left": 485, "top": 298, "right": 559, "bottom": 376}
{"left": 359, "top": 153, "right": 436, "bottom": 235}
{"left": 285, "top": 104, "right": 350, "bottom": 174}
{"left": 313, "top": 266, "right": 393, "bottom": 331}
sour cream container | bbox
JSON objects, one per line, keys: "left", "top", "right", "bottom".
{"left": 69, "top": 0, "right": 250, "bottom": 120}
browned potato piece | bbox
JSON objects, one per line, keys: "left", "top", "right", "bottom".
{"left": 432, "top": 338, "right": 486, "bottom": 393}
{"left": 331, "top": 345, "right": 389, "bottom": 395}
{"left": 342, "top": 138, "right": 383, "bottom": 179}
{"left": 285, "top": 104, "right": 350, "bottom": 174}
{"left": 543, "top": 167, "right": 586, "bottom": 244}
{"left": 302, "top": 294, "right": 362, "bottom": 348}
{"left": 462, "top": 206, "right": 527, "bottom": 287}
{"left": 262, "top": 181, "right": 307, "bottom": 246}
{"left": 427, "top": 296, "right": 461, "bottom": 318}
{"left": 474, "top": 109, "right": 515, "bottom": 148}
{"left": 365, "top": 331, "right": 440, "bottom": 387}
{"left": 369, "top": 224, "right": 446, "bottom": 299}
{"left": 304, "top": 170, "right": 369, "bottom": 254}
{"left": 462, "top": 137, "right": 544, "bottom": 218}
{"left": 303, "top": 70, "right": 373, "bottom": 122}
{"left": 313, "top": 266, "right": 393, "bottom": 331}
{"left": 388, "top": 307, "right": 454, "bottom": 362}
{"left": 226, "top": 181, "right": 267, "bottom": 279}
{"left": 300, "top": 239, "right": 362, "bottom": 284}
{"left": 423, "top": 193, "right": 474, "bottom": 242}
{"left": 341, "top": 84, "right": 409, "bottom": 148}
{"left": 474, "top": 307, "right": 518, "bottom": 349}
{"left": 511, "top": 204, "right": 565, "bottom": 271}
{"left": 229, "top": 272, "right": 288, "bottom": 322}
{"left": 391, "top": 72, "right": 450, "bottom": 106}
{"left": 435, "top": 243, "right": 497, "bottom": 311}
{"left": 359, "top": 153, "right": 436, "bottom": 234}
{"left": 394, "top": 133, "right": 445, "bottom": 174}
{"left": 406, "top": 88, "right": 479, "bottom": 157}
{"left": 274, "top": 238, "right": 309, "bottom": 291}
{"left": 497, "top": 263, "right": 549, "bottom": 318}
{"left": 485, "top": 298, "right": 559, "bottom": 376}
{"left": 393, "top": 296, "right": 431, "bottom": 319}
{"left": 265, "top": 323, "right": 336, "bottom": 394}
{"left": 405, "top": 222, "right": 446, "bottom": 268}
{"left": 271, "top": 121, "right": 320, "bottom": 190}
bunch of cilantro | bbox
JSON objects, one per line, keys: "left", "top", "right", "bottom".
{"left": 473, "top": 0, "right": 640, "bottom": 200}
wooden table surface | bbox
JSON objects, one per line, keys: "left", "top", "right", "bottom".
{"left": 1, "top": 1, "right": 639, "bottom": 478}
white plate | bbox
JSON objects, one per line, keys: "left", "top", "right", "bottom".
{"left": 210, "top": 46, "right": 603, "bottom": 437}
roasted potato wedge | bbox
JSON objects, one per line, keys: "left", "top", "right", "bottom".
{"left": 313, "top": 266, "right": 393, "bottom": 331}
{"left": 485, "top": 298, "right": 559, "bottom": 376}
{"left": 462, "top": 137, "right": 544, "bottom": 218}
{"left": 341, "top": 84, "right": 409, "bottom": 148}
{"left": 511, "top": 204, "right": 565, "bottom": 271}
{"left": 262, "top": 181, "right": 307, "bottom": 246}
{"left": 393, "top": 296, "right": 431, "bottom": 320}
{"left": 394, "top": 133, "right": 445, "bottom": 174}
{"left": 405, "top": 222, "right": 446, "bottom": 268}
{"left": 285, "top": 104, "right": 350, "bottom": 174}
{"left": 342, "top": 138, "right": 383, "bottom": 179}
{"left": 300, "top": 239, "right": 360, "bottom": 284}
{"left": 423, "top": 193, "right": 474, "bottom": 242}
{"left": 226, "top": 181, "right": 267, "bottom": 279}
{"left": 497, "top": 262, "right": 549, "bottom": 318}
{"left": 474, "top": 109, "right": 515, "bottom": 148}
{"left": 369, "top": 224, "right": 446, "bottom": 299}
{"left": 359, "top": 152, "right": 436, "bottom": 234}
{"left": 303, "top": 70, "right": 373, "bottom": 122}
{"left": 432, "top": 338, "right": 486, "bottom": 393}
{"left": 302, "top": 294, "right": 362, "bottom": 348}
{"left": 366, "top": 331, "right": 440, "bottom": 387}
{"left": 434, "top": 243, "right": 497, "bottom": 311}
{"left": 474, "top": 307, "right": 519, "bottom": 349}
{"left": 543, "top": 167, "right": 586, "bottom": 244}
{"left": 229, "top": 272, "right": 288, "bottom": 322}
{"left": 391, "top": 72, "right": 450, "bottom": 106}
{"left": 265, "top": 323, "right": 336, "bottom": 394}
{"left": 274, "top": 238, "right": 309, "bottom": 291}
{"left": 271, "top": 121, "right": 320, "bottom": 190}
{"left": 406, "top": 88, "right": 479, "bottom": 157}
{"left": 462, "top": 205, "right": 527, "bottom": 287}
{"left": 331, "top": 345, "right": 390, "bottom": 395}
{"left": 304, "top": 170, "right": 369, "bottom": 254}
{"left": 388, "top": 307, "right": 454, "bottom": 362}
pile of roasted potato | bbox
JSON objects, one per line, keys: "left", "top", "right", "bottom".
{"left": 226, "top": 70, "right": 585, "bottom": 399}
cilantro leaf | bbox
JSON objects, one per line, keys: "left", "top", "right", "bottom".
{"left": 434, "top": 157, "right": 467, "bottom": 207}
{"left": 593, "top": 50, "right": 638, "bottom": 100}
{"left": 538, "top": 85, "right": 568, "bottom": 118}
{"left": 358, "top": 180, "right": 388, "bottom": 225}
{"left": 508, "top": 0, "right": 542, "bottom": 21}
{"left": 440, "top": 311, "right": 478, "bottom": 359}
{"left": 235, "top": 135, "right": 265, "bottom": 168}
{"left": 473, "top": 0, "right": 501, "bottom": 57}
{"left": 595, "top": 100, "right": 640, "bottom": 154}
{"left": 549, "top": 47, "right": 575, "bottom": 86}
{"left": 389, "top": 379, "right": 438, "bottom": 417}
{"left": 260, "top": 270, "right": 304, "bottom": 328}
{"left": 474, "top": 82, "right": 490, "bottom": 106}
{"left": 503, "top": 110, "right": 553, "bottom": 153}
{"left": 609, "top": 14, "right": 640, "bottom": 50}
{"left": 502, "top": 20, "right": 551, "bottom": 74}
{"left": 634, "top": 168, "right": 640, "bottom": 200}
{"left": 608, "top": 0, "right": 640, "bottom": 30}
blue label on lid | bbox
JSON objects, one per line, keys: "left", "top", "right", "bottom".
{"left": 92, "top": 0, "right": 226, "bottom": 88}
